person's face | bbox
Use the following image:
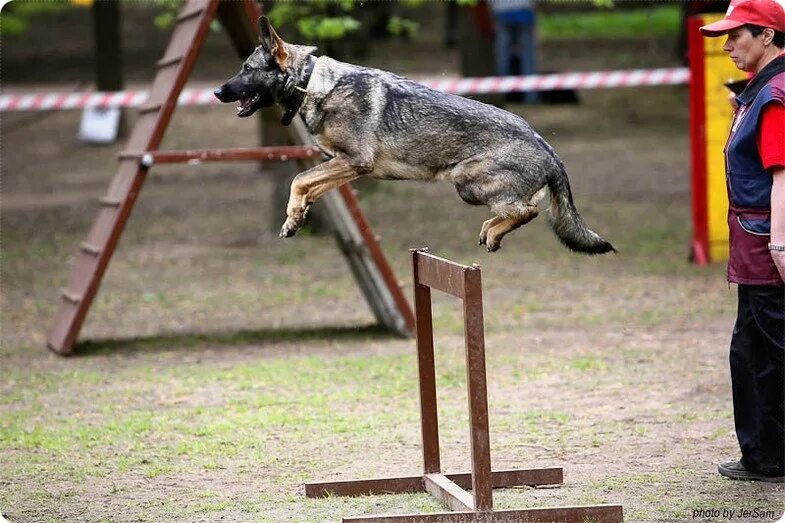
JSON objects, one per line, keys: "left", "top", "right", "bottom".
{"left": 723, "top": 26, "right": 769, "bottom": 72}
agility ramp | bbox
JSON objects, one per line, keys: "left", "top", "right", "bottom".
{"left": 47, "top": 0, "right": 413, "bottom": 355}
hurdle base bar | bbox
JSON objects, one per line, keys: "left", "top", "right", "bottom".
{"left": 306, "top": 468, "right": 562, "bottom": 498}
{"left": 342, "top": 505, "right": 624, "bottom": 523}
{"left": 306, "top": 468, "right": 622, "bottom": 522}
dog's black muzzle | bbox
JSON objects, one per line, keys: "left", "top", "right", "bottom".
{"left": 213, "top": 84, "right": 236, "bottom": 103}
{"left": 214, "top": 81, "right": 274, "bottom": 118}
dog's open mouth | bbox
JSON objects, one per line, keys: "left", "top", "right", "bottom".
{"left": 236, "top": 93, "right": 261, "bottom": 117}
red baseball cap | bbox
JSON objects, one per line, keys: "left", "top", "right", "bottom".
{"left": 700, "top": 0, "right": 785, "bottom": 37}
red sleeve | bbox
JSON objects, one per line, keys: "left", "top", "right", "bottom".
{"left": 757, "top": 102, "right": 785, "bottom": 171}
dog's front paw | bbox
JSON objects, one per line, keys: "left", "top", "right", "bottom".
{"left": 478, "top": 231, "right": 488, "bottom": 246}
{"left": 279, "top": 219, "right": 301, "bottom": 238}
{"left": 486, "top": 238, "right": 501, "bottom": 253}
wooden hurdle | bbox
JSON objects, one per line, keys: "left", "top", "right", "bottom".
{"left": 305, "top": 248, "right": 624, "bottom": 522}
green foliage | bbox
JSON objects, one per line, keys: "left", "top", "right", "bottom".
{"left": 539, "top": 4, "right": 680, "bottom": 40}
{"left": 269, "top": 1, "right": 361, "bottom": 41}
{"left": 297, "top": 15, "right": 361, "bottom": 40}
{"left": 387, "top": 15, "right": 418, "bottom": 38}
{"left": 151, "top": 0, "right": 182, "bottom": 30}
{"left": 0, "top": 0, "right": 71, "bottom": 36}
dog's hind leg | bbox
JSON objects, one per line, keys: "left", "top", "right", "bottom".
{"left": 485, "top": 204, "right": 539, "bottom": 252}
{"left": 280, "top": 157, "right": 359, "bottom": 238}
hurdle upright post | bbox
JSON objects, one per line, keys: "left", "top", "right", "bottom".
{"left": 462, "top": 263, "right": 492, "bottom": 511}
{"left": 412, "top": 250, "right": 441, "bottom": 476}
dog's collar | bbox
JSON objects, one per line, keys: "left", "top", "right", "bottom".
{"left": 281, "top": 55, "right": 317, "bottom": 126}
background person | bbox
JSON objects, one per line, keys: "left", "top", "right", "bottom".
{"left": 700, "top": 0, "right": 785, "bottom": 483}
{"left": 490, "top": 0, "right": 538, "bottom": 104}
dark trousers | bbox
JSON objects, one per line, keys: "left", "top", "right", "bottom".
{"left": 730, "top": 284, "right": 785, "bottom": 475}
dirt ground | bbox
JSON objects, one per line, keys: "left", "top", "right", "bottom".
{"left": 2, "top": 4, "right": 784, "bottom": 523}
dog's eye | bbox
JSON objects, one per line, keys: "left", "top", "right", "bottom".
{"left": 243, "top": 64, "right": 252, "bottom": 73}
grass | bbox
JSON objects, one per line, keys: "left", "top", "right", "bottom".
{"left": 539, "top": 5, "right": 681, "bottom": 40}
{"left": 5, "top": 323, "right": 739, "bottom": 521}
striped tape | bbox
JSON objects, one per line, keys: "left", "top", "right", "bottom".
{"left": 0, "top": 67, "right": 690, "bottom": 112}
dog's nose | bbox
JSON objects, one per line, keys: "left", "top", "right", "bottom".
{"left": 214, "top": 86, "right": 226, "bottom": 102}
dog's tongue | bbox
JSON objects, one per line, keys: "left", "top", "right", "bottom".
{"left": 237, "top": 96, "right": 251, "bottom": 111}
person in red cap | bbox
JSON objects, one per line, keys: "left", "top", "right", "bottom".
{"left": 700, "top": 0, "right": 785, "bottom": 483}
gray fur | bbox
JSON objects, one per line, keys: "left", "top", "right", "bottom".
{"left": 215, "top": 17, "right": 614, "bottom": 254}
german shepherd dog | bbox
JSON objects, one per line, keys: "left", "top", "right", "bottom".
{"left": 215, "top": 17, "right": 614, "bottom": 254}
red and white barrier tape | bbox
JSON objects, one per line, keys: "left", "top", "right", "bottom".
{"left": 425, "top": 67, "right": 690, "bottom": 95}
{"left": 0, "top": 67, "right": 689, "bottom": 112}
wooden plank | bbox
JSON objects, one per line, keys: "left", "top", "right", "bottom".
{"left": 80, "top": 242, "right": 101, "bottom": 256}
{"left": 462, "top": 266, "right": 492, "bottom": 511}
{"left": 306, "top": 468, "right": 562, "bottom": 500}
{"left": 305, "top": 475, "right": 425, "bottom": 498}
{"left": 343, "top": 504, "right": 624, "bottom": 522}
{"left": 448, "top": 468, "right": 563, "bottom": 489}
{"left": 156, "top": 55, "right": 183, "bottom": 69}
{"left": 414, "top": 250, "right": 469, "bottom": 298}
{"left": 118, "top": 146, "right": 322, "bottom": 164}
{"left": 98, "top": 196, "right": 122, "bottom": 207}
{"left": 412, "top": 252, "right": 440, "bottom": 474}
{"left": 424, "top": 474, "right": 474, "bottom": 512}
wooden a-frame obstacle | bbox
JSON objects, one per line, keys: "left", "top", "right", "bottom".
{"left": 47, "top": 0, "right": 415, "bottom": 355}
{"left": 306, "top": 249, "right": 625, "bottom": 522}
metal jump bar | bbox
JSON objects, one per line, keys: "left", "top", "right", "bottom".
{"left": 305, "top": 248, "right": 624, "bottom": 522}
{"left": 118, "top": 145, "right": 323, "bottom": 165}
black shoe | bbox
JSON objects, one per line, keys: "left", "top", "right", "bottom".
{"left": 718, "top": 460, "right": 784, "bottom": 483}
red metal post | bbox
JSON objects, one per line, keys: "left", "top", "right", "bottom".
{"left": 689, "top": 15, "right": 710, "bottom": 265}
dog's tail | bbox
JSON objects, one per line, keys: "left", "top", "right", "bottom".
{"left": 545, "top": 166, "right": 616, "bottom": 255}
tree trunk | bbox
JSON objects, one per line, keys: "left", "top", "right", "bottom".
{"left": 457, "top": 2, "right": 503, "bottom": 106}
{"left": 91, "top": 0, "right": 124, "bottom": 139}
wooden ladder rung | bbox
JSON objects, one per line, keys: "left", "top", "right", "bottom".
{"left": 177, "top": 6, "right": 204, "bottom": 23}
{"left": 98, "top": 196, "right": 123, "bottom": 207}
{"left": 138, "top": 103, "right": 163, "bottom": 115}
{"left": 98, "top": 196, "right": 122, "bottom": 207}
{"left": 117, "top": 151, "right": 142, "bottom": 161}
{"left": 60, "top": 289, "right": 82, "bottom": 305}
{"left": 80, "top": 242, "right": 101, "bottom": 256}
{"left": 116, "top": 152, "right": 155, "bottom": 167}
{"left": 156, "top": 55, "right": 184, "bottom": 69}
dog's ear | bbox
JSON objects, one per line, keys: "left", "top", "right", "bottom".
{"left": 259, "top": 16, "right": 289, "bottom": 70}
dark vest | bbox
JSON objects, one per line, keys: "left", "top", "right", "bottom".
{"left": 725, "top": 55, "right": 785, "bottom": 286}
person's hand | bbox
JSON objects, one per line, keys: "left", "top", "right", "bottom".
{"left": 771, "top": 250, "right": 785, "bottom": 282}
{"left": 771, "top": 168, "right": 785, "bottom": 282}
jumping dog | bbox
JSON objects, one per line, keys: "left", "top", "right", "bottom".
{"left": 214, "top": 17, "right": 614, "bottom": 254}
